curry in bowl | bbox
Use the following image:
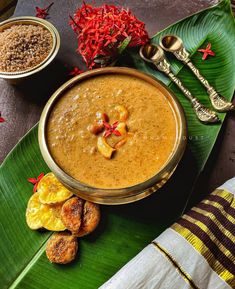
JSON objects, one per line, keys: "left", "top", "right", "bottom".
{"left": 39, "top": 68, "right": 186, "bottom": 204}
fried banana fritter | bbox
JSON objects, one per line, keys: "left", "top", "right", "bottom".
{"left": 37, "top": 172, "right": 73, "bottom": 204}
{"left": 40, "top": 203, "right": 66, "bottom": 231}
{"left": 46, "top": 232, "right": 78, "bottom": 264}
{"left": 26, "top": 192, "right": 43, "bottom": 230}
{"left": 61, "top": 197, "right": 84, "bottom": 234}
{"left": 76, "top": 201, "right": 100, "bottom": 237}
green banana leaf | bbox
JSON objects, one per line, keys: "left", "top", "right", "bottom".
{"left": 129, "top": 0, "right": 235, "bottom": 171}
{"left": 0, "top": 1, "right": 234, "bottom": 288}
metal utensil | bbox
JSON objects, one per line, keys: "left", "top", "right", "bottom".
{"left": 160, "top": 35, "right": 234, "bottom": 112}
{"left": 139, "top": 43, "right": 219, "bottom": 124}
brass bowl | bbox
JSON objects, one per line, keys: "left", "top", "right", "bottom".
{"left": 0, "top": 16, "right": 60, "bottom": 85}
{"left": 38, "top": 67, "right": 187, "bottom": 205}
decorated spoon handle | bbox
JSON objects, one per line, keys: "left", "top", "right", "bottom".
{"left": 172, "top": 47, "right": 234, "bottom": 112}
{"left": 155, "top": 59, "right": 219, "bottom": 124}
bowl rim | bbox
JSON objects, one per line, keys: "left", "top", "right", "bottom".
{"left": 38, "top": 67, "right": 187, "bottom": 198}
{"left": 0, "top": 16, "right": 60, "bottom": 79}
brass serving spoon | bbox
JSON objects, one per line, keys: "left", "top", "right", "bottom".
{"left": 160, "top": 35, "right": 234, "bottom": 112}
{"left": 139, "top": 43, "right": 219, "bottom": 124}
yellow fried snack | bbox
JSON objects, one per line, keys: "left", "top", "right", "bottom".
{"left": 37, "top": 172, "right": 73, "bottom": 204}
{"left": 26, "top": 192, "right": 43, "bottom": 230}
{"left": 46, "top": 232, "right": 78, "bottom": 264}
{"left": 40, "top": 203, "right": 66, "bottom": 231}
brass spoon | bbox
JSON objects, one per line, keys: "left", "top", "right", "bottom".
{"left": 160, "top": 35, "right": 234, "bottom": 112}
{"left": 139, "top": 43, "right": 219, "bottom": 124}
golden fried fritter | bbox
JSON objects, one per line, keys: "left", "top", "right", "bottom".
{"left": 40, "top": 203, "right": 66, "bottom": 231}
{"left": 26, "top": 192, "right": 43, "bottom": 230}
{"left": 76, "top": 201, "right": 100, "bottom": 237}
{"left": 37, "top": 172, "right": 73, "bottom": 204}
{"left": 46, "top": 232, "right": 78, "bottom": 264}
{"left": 61, "top": 197, "right": 84, "bottom": 234}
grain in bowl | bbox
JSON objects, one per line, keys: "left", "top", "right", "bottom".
{"left": 0, "top": 23, "right": 53, "bottom": 73}
{"left": 0, "top": 17, "right": 60, "bottom": 84}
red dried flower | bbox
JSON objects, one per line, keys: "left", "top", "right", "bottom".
{"left": 70, "top": 3, "right": 149, "bottom": 69}
{"left": 69, "top": 66, "right": 84, "bottom": 76}
{"left": 198, "top": 43, "right": 215, "bottom": 60}
{"left": 28, "top": 173, "right": 44, "bottom": 193}
{"left": 35, "top": 2, "right": 54, "bottom": 19}
{"left": 0, "top": 112, "right": 5, "bottom": 123}
{"left": 103, "top": 121, "right": 121, "bottom": 138}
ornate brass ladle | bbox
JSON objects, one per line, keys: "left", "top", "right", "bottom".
{"left": 160, "top": 35, "right": 234, "bottom": 112}
{"left": 139, "top": 43, "right": 219, "bottom": 124}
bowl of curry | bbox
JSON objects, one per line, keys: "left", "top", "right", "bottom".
{"left": 38, "top": 67, "right": 187, "bottom": 204}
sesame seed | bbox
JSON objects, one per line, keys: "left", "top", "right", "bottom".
{"left": 0, "top": 24, "right": 53, "bottom": 72}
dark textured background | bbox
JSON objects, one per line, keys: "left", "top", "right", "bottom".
{"left": 0, "top": 0, "right": 234, "bottom": 205}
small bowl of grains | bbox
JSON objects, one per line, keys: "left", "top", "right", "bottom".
{"left": 0, "top": 16, "right": 60, "bottom": 84}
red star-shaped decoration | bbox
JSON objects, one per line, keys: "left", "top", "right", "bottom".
{"left": 198, "top": 43, "right": 215, "bottom": 60}
{"left": 103, "top": 121, "right": 121, "bottom": 138}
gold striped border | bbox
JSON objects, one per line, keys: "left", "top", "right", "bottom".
{"left": 201, "top": 199, "right": 235, "bottom": 224}
{"left": 192, "top": 206, "right": 235, "bottom": 239}
{"left": 211, "top": 189, "right": 234, "bottom": 201}
{"left": 211, "top": 190, "right": 235, "bottom": 208}
{"left": 151, "top": 241, "right": 199, "bottom": 289}
{"left": 172, "top": 223, "right": 234, "bottom": 288}
{"left": 174, "top": 220, "right": 227, "bottom": 276}
{"left": 197, "top": 200, "right": 235, "bottom": 236}
{"left": 182, "top": 214, "right": 234, "bottom": 262}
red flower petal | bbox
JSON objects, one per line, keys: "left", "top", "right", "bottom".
{"left": 202, "top": 52, "right": 208, "bottom": 60}
{"left": 104, "top": 131, "right": 112, "bottom": 138}
{"left": 69, "top": 66, "right": 84, "bottom": 76}
{"left": 33, "top": 183, "right": 38, "bottom": 193}
{"left": 103, "top": 121, "right": 111, "bottom": 129}
{"left": 28, "top": 173, "right": 44, "bottom": 192}
{"left": 112, "top": 121, "right": 119, "bottom": 128}
{"left": 35, "top": 2, "right": 54, "bottom": 19}
{"left": 37, "top": 173, "right": 45, "bottom": 181}
{"left": 208, "top": 51, "right": 215, "bottom": 56}
{"left": 113, "top": 130, "right": 121, "bottom": 136}
{"left": 27, "top": 178, "right": 37, "bottom": 185}
{"left": 206, "top": 43, "right": 211, "bottom": 50}
{"left": 0, "top": 117, "right": 5, "bottom": 123}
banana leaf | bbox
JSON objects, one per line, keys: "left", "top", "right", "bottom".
{"left": 0, "top": 0, "right": 234, "bottom": 288}
{"left": 128, "top": 0, "right": 235, "bottom": 171}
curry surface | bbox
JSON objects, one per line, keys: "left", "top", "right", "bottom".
{"left": 47, "top": 74, "right": 177, "bottom": 189}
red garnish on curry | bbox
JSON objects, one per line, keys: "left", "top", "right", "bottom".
{"left": 103, "top": 121, "right": 121, "bottom": 138}
{"left": 198, "top": 43, "right": 215, "bottom": 60}
{"left": 35, "top": 2, "right": 54, "bottom": 19}
{"left": 28, "top": 173, "right": 44, "bottom": 193}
